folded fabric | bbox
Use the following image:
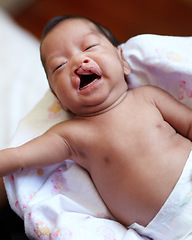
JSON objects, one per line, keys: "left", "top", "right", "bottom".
{"left": 4, "top": 34, "right": 192, "bottom": 239}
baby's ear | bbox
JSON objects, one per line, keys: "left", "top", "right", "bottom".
{"left": 117, "top": 46, "right": 131, "bottom": 76}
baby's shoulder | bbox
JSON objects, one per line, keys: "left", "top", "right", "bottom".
{"left": 57, "top": 118, "right": 97, "bottom": 139}
{"left": 130, "top": 85, "right": 167, "bottom": 102}
{"left": 131, "top": 85, "right": 162, "bottom": 94}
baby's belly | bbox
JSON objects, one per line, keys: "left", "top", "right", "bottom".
{"left": 89, "top": 137, "right": 192, "bottom": 226}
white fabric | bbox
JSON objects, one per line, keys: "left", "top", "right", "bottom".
{"left": 122, "top": 34, "right": 192, "bottom": 108}
{"left": 4, "top": 91, "right": 131, "bottom": 240}
{"left": 3, "top": 15, "right": 192, "bottom": 239}
{"left": 130, "top": 150, "right": 192, "bottom": 240}
{"left": 0, "top": 8, "right": 48, "bottom": 149}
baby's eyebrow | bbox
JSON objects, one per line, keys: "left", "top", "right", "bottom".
{"left": 80, "top": 32, "right": 101, "bottom": 46}
{"left": 81, "top": 31, "right": 100, "bottom": 40}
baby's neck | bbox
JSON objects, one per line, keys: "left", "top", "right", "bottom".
{"left": 76, "top": 90, "right": 128, "bottom": 118}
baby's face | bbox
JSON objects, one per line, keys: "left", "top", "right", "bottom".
{"left": 41, "top": 18, "right": 130, "bottom": 115}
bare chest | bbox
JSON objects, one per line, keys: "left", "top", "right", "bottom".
{"left": 71, "top": 102, "right": 191, "bottom": 226}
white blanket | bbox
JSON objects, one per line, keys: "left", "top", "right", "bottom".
{"left": 4, "top": 29, "right": 192, "bottom": 239}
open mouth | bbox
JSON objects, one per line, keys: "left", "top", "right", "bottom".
{"left": 78, "top": 73, "right": 101, "bottom": 90}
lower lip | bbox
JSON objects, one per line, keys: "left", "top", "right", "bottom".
{"left": 78, "top": 77, "right": 102, "bottom": 95}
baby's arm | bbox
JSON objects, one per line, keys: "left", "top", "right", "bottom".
{"left": 145, "top": 86, "right": 192, "bottom": 140}
{"left": 0, "top": 123, "right": 72, "bottom": 177}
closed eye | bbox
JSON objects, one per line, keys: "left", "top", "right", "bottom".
{"left": 53, "top": 62, "right": 66, "bottom": 73}
{"left": 85, "top": 44, "right": 98, "bottom": 51}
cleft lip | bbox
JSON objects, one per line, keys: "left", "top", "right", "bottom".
{"left": 79, "top": 73, "right": 101, "bottom": 90}
{"left": 75, "top": 65, "right": 101, "bottom": 90}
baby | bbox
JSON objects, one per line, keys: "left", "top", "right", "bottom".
{"left": 1, "top": 15, "right": 192, "bottom": 236}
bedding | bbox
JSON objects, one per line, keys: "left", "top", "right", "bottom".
{"left": 2, "top": 9, "right": 192, "bottom": 239}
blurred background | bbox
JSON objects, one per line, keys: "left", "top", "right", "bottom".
{"left": 1, "top": 0, "right": 192, "bottom": 43}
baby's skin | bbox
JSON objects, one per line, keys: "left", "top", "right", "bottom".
{"left": 1, "top": 18, "right": 192, "bottom": 227}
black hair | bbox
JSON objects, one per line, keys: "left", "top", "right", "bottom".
{"left": 41, "top": 15, "right": 121, "bottom": 47}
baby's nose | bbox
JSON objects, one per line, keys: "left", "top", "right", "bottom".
{"left": 72, "top": 55, "right": 91, "bottom": 73}
{"left": 82, "top": 58, "right": 90, "bottom": 64}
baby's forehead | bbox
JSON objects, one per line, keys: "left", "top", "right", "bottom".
{"left": 43, "top": 19, "right": 103, "bottom": 49}
{"left": 62, "top": 19, "right": 104, "bottom": 41}
{"left": 62, "top": 18, "right": 100, "bottom": 31}
{"left": 54, "top": 18, "right": 98, "bottom": 33}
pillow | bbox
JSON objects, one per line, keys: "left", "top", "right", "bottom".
{"left": 0, "top": 8, "right": 48, "bottom": 149}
